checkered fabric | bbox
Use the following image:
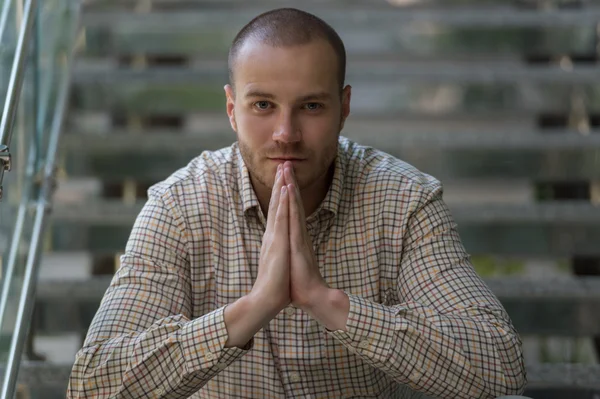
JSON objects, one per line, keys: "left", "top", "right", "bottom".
{"left": 68, "top": 136, "right": 526, "bottom": 398}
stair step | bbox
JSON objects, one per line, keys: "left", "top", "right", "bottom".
{"left": 83, "top": 0, "right": 597, "bottom": 11}
{"left": 46, "top": 202, "right": 600, "bottom": 255}
{"left": 81, "top": 6, "right": 600, "bottom": 29}
{"left": 10, "top": 361, "right": 600, "bottom": 396}
{"left": 83, "top": 26, "right": 595, "bottom": 59}
{"left": 59, "top": 130, "right": 600, "bottom": 180}
{"left": 79, "top": 4, "right": 600, "bottom": 62}
{"left": 62, "top": 129, "right": 600, "bottom": 150}
{"left": 69, "top": 72, "right": 600, "bottom": 114}
{"left": 32, "top": 276, "right": 600, "bottom": 335}
{"left": 49, "top": 201, "right": 600, "bottom": 225}
{"left": 69, "top": 111, "right": 545, "bottom": 134}
{"left": 72, "top": 62, "right": 600, "bottom": 84}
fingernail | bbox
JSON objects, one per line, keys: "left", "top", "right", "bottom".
{"left": 281, "top": 186, "right": 287, "bottom": 195}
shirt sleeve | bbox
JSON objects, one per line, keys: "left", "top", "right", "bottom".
{"left": 327, "top": 183, "right": 527, "bottom": 399}
{"left": 67, "top": 190, "right": 251, "bottom": 398}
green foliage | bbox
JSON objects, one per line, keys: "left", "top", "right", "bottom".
{"left": 471, "top": 255, "right": 525, "bottom": 277}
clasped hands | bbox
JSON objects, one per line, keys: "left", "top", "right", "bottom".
{"left": 250, "top": 161, "right": 349, "bottom": 330}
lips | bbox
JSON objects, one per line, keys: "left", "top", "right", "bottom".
{"left": 268, "top": 157, "right": 306, "bottom": 161}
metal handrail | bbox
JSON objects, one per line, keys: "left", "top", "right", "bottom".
{"left": 0, "top": 0, "right": 37, "bottom": 345}
{"left": 0, "top": 0, "right": 36, "bottom": 201}
{"left": 0, "top": 0, "right": 14, "bottom": 45}
{"left": 0, "top": 0, "right": 80, "bottom": 396}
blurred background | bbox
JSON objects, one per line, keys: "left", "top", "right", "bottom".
{"left": 1, "top": 0, "right": 600, "bottom": 398}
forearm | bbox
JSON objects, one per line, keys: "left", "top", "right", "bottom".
{"left": 68, "top": 309, "right": 249, "bottom": 398}
{"left": 327, "top": 294, "right": 526, "bottom": 399}
{"left": 224, "top": 293, "right": 282, "bottom": 348}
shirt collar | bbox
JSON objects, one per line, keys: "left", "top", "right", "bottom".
{"left": 235, "top": 139, "right": 346, "bottom": 218}
{"left": 316, "top": 143, "right": 345, "bottom": 218}
{"left": 235, "top": 143, "right": 261, "bottom": 214}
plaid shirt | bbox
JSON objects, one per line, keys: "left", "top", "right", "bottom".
{"left": 68, "top": 136, "right": 526, "bottom": 399}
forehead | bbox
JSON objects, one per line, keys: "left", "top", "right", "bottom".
{"left": 233, "top": 39, "right": 339, "bottom": 97}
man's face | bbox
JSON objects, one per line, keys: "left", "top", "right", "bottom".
{"left": 225, "top": 39, "right": 351, "bottom": 192}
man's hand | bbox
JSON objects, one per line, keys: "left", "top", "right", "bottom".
{"left": 251, "top": 163, "right": 291, "bottom": 312}
{"left": 283, "top": 161, "right": 350, "bottom": 331}
{"left": 225, "top": 164, "right": 290, "bottom": 347}
{"left": 282, "top": 163, "right": 329, "bottom": 307}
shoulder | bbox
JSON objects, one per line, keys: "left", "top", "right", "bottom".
{"left": 146, "top": 144, "right": 236, "bottom": 211}
{"left": 339, "top": 136, "right": 442, "bottom": 202}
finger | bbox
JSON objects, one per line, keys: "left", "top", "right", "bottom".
{"left": 274, "top": 185, "right": 289, "bottom": 247}
{"left": 284, "top": 165, "right": 307, "bottom": 229}
{"left": 267, "top": 164, "right": 284, "bottom": 231}
{"left": 287, "top": 182, "right": 304, "bottom": 251}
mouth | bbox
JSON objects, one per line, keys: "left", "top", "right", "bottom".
{"left": 268, "top": 158, "right": 306, "bottom": 162}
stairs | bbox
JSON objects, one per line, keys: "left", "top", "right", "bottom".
{"left": 17, "top": 0, "right": 600, "bottom": 397}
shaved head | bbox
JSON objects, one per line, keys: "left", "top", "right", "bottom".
{"left": 228, "top": 8, "right": 346, "bottom": 93}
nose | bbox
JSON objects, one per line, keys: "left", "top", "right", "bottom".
{"left": 272, "top": 110, "right": 301, "bottom": 144}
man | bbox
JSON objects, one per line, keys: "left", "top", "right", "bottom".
{"left": 68, "top": 8, "right": 526, "bottom": 399}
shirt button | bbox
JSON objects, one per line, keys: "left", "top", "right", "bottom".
{"left": 358, "top": 340, "right": 370, "bottom": 350}
{"left": 410, "top": 370, "right": 421, "bottom": 382}
{"left": 205, "top": 352, "right": 215, "bottom": 361}
{"left": 216, "top": 362, "right": 227, "bottom": 370}
{"left": 285, "top": 306, "right": 296, "bottom": 316}
{"left": 289, "top": 372, "right": 301, "bottom": 383}
{"left": 155, "top": 387, "right": 165, "bottom": 397}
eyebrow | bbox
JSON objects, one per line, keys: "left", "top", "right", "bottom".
{"left": 243, "top": 90, "right": 332, "bottom": 102}
{"left": 299, "top": 92, "right": 332, "bottom": 102}
{"left": 244, "top": 90, "right": 276, "bottom": 100}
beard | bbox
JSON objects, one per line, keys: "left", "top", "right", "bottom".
{"left": 237, "top": 131, "right": 339, "bottom": 194}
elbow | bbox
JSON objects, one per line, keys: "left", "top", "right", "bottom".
{"left": 489, "top": 331, "right": 528, "bottom": 397}
{"left": 67, "top": 353, "right": 89, "bottom": 398}
{"left": 479, "top": 359, "right": 527, "bottom": 399}
{"left": 67, "top": 344, "right": 103, "bottom": 398}
{"left": 504, "top": 357, "right": 527, "bottom": 395}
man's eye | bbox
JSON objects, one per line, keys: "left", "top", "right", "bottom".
{"left": 254, "top": 101, "right": 271, "bottom": 110}
{"left": 304, "top": 103, "right": 322, "bottom": 110}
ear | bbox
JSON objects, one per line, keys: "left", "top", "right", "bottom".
{"left": 339, "top": 85, "right": 352, "bottom": 132}
{"left": 224, "top": 84, "right": 238, "bottom": 132}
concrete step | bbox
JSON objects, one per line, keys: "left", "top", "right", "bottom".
{"left": 49, "top": 200, "right": 600, "bottom": 225}
{"left": 7, "top": 357, "right": 600, "bottom": 397}
{"left": 72, "top": 61, "right": 600, "bottom": 85}
{"left": 31, "top": 275, "right": 600, "bottom": 335}
{"left": 83, "top": 0, "right": 600, "bottom": 11}
{"left": 81, "top": 5, "right": 600, "bottom": 29}
{"left": 10, "top": 361, "right": 600, "bottom": 397}
{"left": 45, "top": 200, "right": 600, "bottom": 255}
{"left": 58, "top": 130, "right": 600, "bottom": 180}
{"left": 68, "top": 67, "right": 600, "bottom": 114}
{"left": 79, "top": 4, "right": 600, "bottom": 61}
{"left": 67, "top": 110, "right": 546, "bottom": 134}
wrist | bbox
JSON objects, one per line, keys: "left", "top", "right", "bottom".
{"left": 301, "top": 287, "right": 350, "bottom": 331}
{"left": 246, "top": 291, "right": 288, "bottom": 321}
{"left": 301, "top": 285, "right": 331, "bottom": 310}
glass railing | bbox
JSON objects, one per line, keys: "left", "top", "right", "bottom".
{"left": 0, "top": 0, "right": 80, "bottom": 397}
